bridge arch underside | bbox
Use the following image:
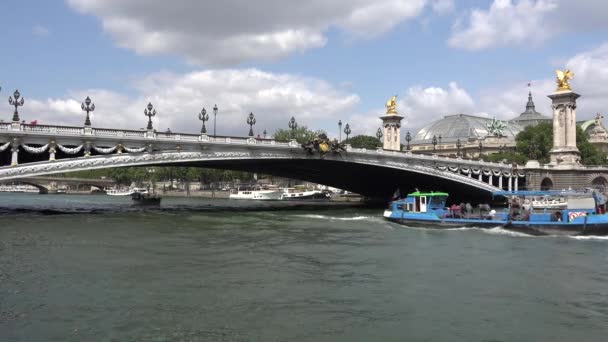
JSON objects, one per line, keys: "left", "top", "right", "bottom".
{"left": 160, "top": 159, "right": 494, "bottom": 203}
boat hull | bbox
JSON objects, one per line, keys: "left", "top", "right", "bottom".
{"left": 384, "top": 211, "right": 608, "bottom": 236}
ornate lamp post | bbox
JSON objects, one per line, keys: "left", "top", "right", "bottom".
{"left": 9, "top": 89, "right": 24, "bottom": 122}
{"left": 376, "top": 127, "right": 383, "bottom": 148}
{"left": 456, "top": 138, "right": 462, "bottom": 157}
{"left": 198, "top": 107, "right": 209, "bottom": 134}
{"left": 338, "top": 120, "right": 342, "bottom": 142}
{"left": 263, "top": 129, "right": 267, "bottom": 139}
{"left": 247, "top": 112, "right": 256, "bottom": 137}
{"left": 405, "top": 131, "right": 411, "bottom": 150}
{"left": 438, "top": 135, "right": 442, "bottom": 145}
{"left": 213, "top": 104, "right": 218, "bottom": 137}
{"left": 288, "top": 116, "right": 298, "bottom": 139}
{"left": 432, "top": 135, "right": 438, "bottom": 153}
{"left": 478, "top": 140, "right": 483, "bottom": 159}
{"left": 144, "top": 102, "right": 156, "bottom": 131}
{"left": 81, "top": 96, "right": 95, "bottom": 126}
{"left": 344, "top": 123, "right": 351, "bottom": 141}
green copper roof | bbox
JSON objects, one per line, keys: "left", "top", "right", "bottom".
{"left": 407, "top": 191, "right": 449, "bottom": 197}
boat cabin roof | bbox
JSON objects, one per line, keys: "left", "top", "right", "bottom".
{"left": 407, "top": 191, "right": 449, "bottom": 197}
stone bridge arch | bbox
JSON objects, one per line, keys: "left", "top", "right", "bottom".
{"left": 0, "top": 149, "right": 512, "bottom": 202}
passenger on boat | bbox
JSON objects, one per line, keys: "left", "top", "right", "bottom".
{"left": 553, "top": 211, "right": 562, "bottom": 222}
{"left": 449, "top": 204, "right": 462, "bottom": 218}
{"left": 487, "top": 209, "right": 496, "bottom": 220}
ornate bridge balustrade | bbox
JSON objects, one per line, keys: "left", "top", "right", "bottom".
{"left": 0, "top": 123, "right": 525, "bottom": 199}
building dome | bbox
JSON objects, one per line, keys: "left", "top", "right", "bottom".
{"left": 412, "top": 114, "right": 523, "bottom": 144}
{"left": 509, "top": 91, "right": 551, "bottom": 128}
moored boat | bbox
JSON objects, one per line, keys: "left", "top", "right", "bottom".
{"left": 229, "top": 188, "right": 283, "bottom": 200}
{"left": 131, "top": 191, "right": 161, "bottom": 205}
{"left": 280, "top": 188, "right": 330, "bottom": 201}
{"left": 384, "top": 190, "right": 608, "bottom": 236}
{"left": 106, "top": 187, "right": 148, "bottom": 196}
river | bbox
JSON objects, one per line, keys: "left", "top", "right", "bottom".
{"left": 1, "top": 193, "right": 607, "bottom": 341}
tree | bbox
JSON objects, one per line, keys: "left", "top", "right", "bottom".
{"left": 345, "top": 135, "right": 382, "bottom": 150}
{"left": 515, "top": 122, "right": 607, "bottom": 165}
{"left": 273, "top": 126, "right": 327, "bottom": 144}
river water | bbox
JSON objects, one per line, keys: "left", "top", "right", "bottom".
{"left": 1, "top": 193, "right": 608, "bottom": 341}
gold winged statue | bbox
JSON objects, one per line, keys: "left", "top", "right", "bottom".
{"left": 555, "top": 69, "right": 574, "bottom": 91}
{"left": 385, "top": 95, "right": 398, "bottom": 114}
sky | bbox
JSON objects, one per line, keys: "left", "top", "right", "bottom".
{"left": 0, "top": 0, "right": 607, "bottom": 139}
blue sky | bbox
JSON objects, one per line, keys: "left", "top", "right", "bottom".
{"left": 1, "top": 0, "right": 607, "bottom": 138}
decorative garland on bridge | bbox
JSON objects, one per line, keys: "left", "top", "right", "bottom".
{"left": 22, "top": 144, "right": 50, "bottom": 154}
{"left": 123, "top": 146, "right": 146, "bottom": 153}
{"left": 57, "top": 144, "right": 84, "bottom": 154}
{"left": 93, "top": 145, "right": 117, "bottom": 154}
{"left": 0, "top": 141, "right": 10, "bottom": 152}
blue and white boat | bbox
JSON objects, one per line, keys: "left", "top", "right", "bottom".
{"left": 384, "top": 190, "right": 608, "bottom": 236}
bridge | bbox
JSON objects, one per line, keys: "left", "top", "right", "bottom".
{"left": 0, "top": 121, "right": 523, "bottom": 201}
{"left": 1, "top": 176, "right": 114, "bottom": 194}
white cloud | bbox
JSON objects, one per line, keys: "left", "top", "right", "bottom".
{"left": 448, "top": 0, "right": 557, "bottom": 50}
{"left": 32, "top": 25, "right": 50, "bottom": 37}
{"left": 400, "top": 82, "right": 475, "bottom": 131}
{"left": 4, "top": 69, "right": 359, "bottom": 137}
{"left": 448, "top": 0, "right": 608, "bottom": 50}
{"left": 66, "top": 0, "right": 431, "bottom": 65}
{"left": 431, "top": 0, "right": 455, "bottom": 15}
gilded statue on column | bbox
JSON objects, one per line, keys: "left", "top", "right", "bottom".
{"left": 555, "top": 69, "right": 573, "bottom": 91}
{"left": 385, "top": 95, "right": 398, "bottom": 115}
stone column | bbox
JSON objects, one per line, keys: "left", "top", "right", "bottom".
{"left": 499, "top": 176, "right": 503, "bottom": 190}
{"left": 84, "top": 141, "right": 92, "bottom": 157}
{"left": 379, "top": 113, "right": 403, "bottom": 151}
{"left": 49, "top": 141, "right": 57, "bottom": 161}
{"left": 508, "top": 176, "right": 512, "bottom": 192}
{"left": 514, "top": 177, "right": 519, "bottom": 191}
{"left": 488, "top": 174, "right": 493, "bottom": 186}
{"left": 548, "top": 90, "right": 581, "bottom": 166}
{"left": 478, "top": 172, "right": 482, "bottom": 182}
{"left": 10, "top": 146, "right": 19, "bottom": 166}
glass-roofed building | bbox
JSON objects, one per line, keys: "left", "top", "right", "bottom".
{"left": 408, "top": 91, "right": 549, "bottom": 157}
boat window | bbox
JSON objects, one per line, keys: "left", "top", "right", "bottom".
{"left": 420, "top": 196, "right": 426, "bottom": 205}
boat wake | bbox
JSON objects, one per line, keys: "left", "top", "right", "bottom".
{"left": 568, "top": 235, "right": 608, "bottom": 241}
{"left": 293, "top": 214, "right": 379, "bottom": 222}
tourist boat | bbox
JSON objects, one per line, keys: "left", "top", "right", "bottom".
{"left": 280, "top": 188, "right": 330, "bottom": 201}
{"left": 384, "top": 190, "right": 608, "bottom": 236}
{"left": 131, "top": 192, "right": 161, "bottom": 205}
{"left": 106, "top": 187, "right": 148, "bottom": 196}
{"left": 229, "top": 188, "right": 283, "bottom": 200}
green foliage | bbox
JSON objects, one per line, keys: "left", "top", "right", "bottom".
{"left": 273, "top": 126, "right": 327, "bottom": 144}
{"left": 481, "top": 152, "right": 527, "bottom": 165}
{"left": 515, "top": 122, "right": 553, "bottom": 163}
{"left": 515, "top": 122, "right": 607, "bottom": 165}
{"left": 344, "top": 135, "right": 382, "bottom": 150}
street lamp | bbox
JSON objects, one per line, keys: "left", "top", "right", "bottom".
{"left": 338, "top": 120, "right": 342, "bottom": 142}
{"left": 478, "top": 140, "right": 483, "bottom": 159}
{"left": 432, "top": 135, "right": 438, "bottom": 153}
{"left": 198, "top": 107, "right": 209, "bottom": 134}
{"left": 405, "top": 131, "right": 411, "bottom": 150}
{"left": 456, "top": 138, "right": 462, "bottom": 157}
{"left": 263, "top": 129, "right": 267, "bottom": 139}
{"left": 344, "top": 123, "right": 351, "bottom": 141}
{"left": 376, "top": 127, "right": 383, "bottom": 147}
{"left": 8, "top": 89, "right": 24, "bottom": 122}
{"left": 247, "top": 112, "right": 256, "bottom": 137}
{"left": 288, "top": 116, "right": 298, "bottom": 139}
{"left": 144, "top": 102, "right": 156, "bottom": 130}
{"left": 213, "top": 104, "right": 218, "bottom": 137}
{"left": 81, "top": 96, "right": 95, "bottom": 126}
{"left": 438, "top": 135, "right": 442, "bottom": 145}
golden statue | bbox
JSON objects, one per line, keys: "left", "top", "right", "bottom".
{"left": 555, "top": 69, "right": 574, "bottom": 91}
{"left": 385, "top": 95, "right": 398, "bottom": 114}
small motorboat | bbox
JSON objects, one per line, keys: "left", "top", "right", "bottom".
{"left": 131, "top": 191, "right": 161, "bottom": 206}
{"left": 384, "top": 190, "right": 608, "bottom": 236}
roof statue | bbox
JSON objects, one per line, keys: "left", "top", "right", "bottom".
{"left": 555, "top": 69, "right": 574, "bottom": 91}
{"left": 486, "top": 117, "right": 507, "bottom": 137}
{"left": 595, "top": 113, "right": 604, "bottom": 127}
{"left": 385, "top": 95, "right": 398, "bottom": 115}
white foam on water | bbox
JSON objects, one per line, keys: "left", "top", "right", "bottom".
{"left": 294, "top": 214, "right": 377, "bottom": 221}
{"left": 482, "top": 227, "right": 535, "bottom": 238}
{"left": 568, "top": 235, "right": 608, "bottom": 241}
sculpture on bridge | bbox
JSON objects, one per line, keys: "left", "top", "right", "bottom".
{"left": 555, "top": 69, "right": 574, "bottom": 91}
{"left": 385, "top": 95, "right": 398, "bottom": 115}
{"left": 301, "top": 133, "right": 346, "bottom": 157}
